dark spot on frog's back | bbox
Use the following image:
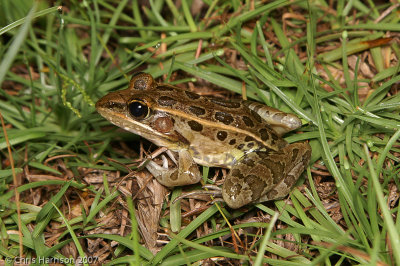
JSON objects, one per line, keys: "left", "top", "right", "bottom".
{"left": 229, "top": 139, "right": 236, "bottom": 145}
{"left": 215, "top": 111, "right": 234, "bottom": 125}
{"left": 242, "top": 116, "right": 254, "bottom": 127}
{"left": 216, "top": 131, "right": 227, "bottom": 141}
{"left": 188, "top": 120, "right": 203, "bottom": 132}
{"left": 247, "top": 142, "right": 254, "bottom": 149}
{"left": 245, "top": 174, "right": 263, "bottom": 199}
{"left": 231, "top": 169, "right": 244, "bottom": 179}
{"left": 241, "top": 155, "right": 256, "bottom": 167}
{"left": 210, "top": 98, "right": 241, "bottom": 108}
{"left": 244, "top": 136, "right": 254, "bottom": 142}
{"left": 185, "top": 90, "right": 200, "bottom": 100}
{"left": 189, "top": 106, "right": 206, "bottom": 116}
{"left": 251, "top": 110, "right": 262, "bottom": 123}
{"left": 259, "top": 128, "right": 270, "bottom": 141}
{"left": 158, "top": 96, "right": 177, "bottom": 106}
{"left": 237, "top": 143, "right": 245, "bottom": 150}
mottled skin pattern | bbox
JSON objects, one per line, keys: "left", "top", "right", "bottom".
{"left": 96, "top": 73, "right": 312, "bottom": 209}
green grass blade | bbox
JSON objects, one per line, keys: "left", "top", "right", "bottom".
{"left": 363, "top": 144, "right": 400, "bottom": 265}
{"left": 52, "top": 203, "right": 89, "bottom": 266}
{"left": 0, "top": 3, "right": 36, "bottom": 84}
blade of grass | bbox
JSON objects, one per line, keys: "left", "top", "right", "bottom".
{"left": 0, "top": 3, "right": 36, "bottom": 84}
{"left": 363, "top": 144, "right": 400, "bottom": 265}
{"left": 254, "top": 213, "right": 278, "bottom": 265}
{"left": 0, "top": 180, "right": 86, "bottom": 203}
{"left": 132, "top": 0, "right": 146, "bottom": 38}
{"left": 376, "top": 129, "right": 400, "bottom": 173}
{"left": 127, "top": 197, "right": 141, "bottom": 265}
{"left": 170, "top": 187, "right": 182, "bottom": 233}
{"left": 151, "top": 205, "right": 218, "bottom": 265}
{"left": 0, "top": 6, "right": 58, "bottom": 36}
{"left": 52, "top": 203, "right": 89, "bottom": 266}
{"left": 181, "top": 0, "right": 196, "bottom": 32}
{"left": 84, "top": 190, "right": 120, "bottom": 226}
{"left": 35, "top": 181, "right": 71, "bottom": 222}
{"left": 310, "top": 75, "right": 355, "bottom": 212}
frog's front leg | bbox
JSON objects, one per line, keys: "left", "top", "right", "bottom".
{"left": 222, "top": 142, "right": 311, "bottom": 209}
{"left": 145, "top": 149, "right": 202, "bottom": 187}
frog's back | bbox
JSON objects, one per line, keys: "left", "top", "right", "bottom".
{"left": 150, "top": 85, "right": 287, "bottom": 152}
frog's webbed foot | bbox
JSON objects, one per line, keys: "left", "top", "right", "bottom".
{"left": 222, "top": 142, "right": 311, "bottom": 209}
{"left": 145, "top": 149, "right": 202, "bottom": 187}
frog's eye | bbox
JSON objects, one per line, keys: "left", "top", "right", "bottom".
{"left": 128, "top": 99, "right": 150, "bottom": 120}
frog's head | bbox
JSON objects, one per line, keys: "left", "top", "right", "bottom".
{"left": 96, "top": 73, "right": 185, "bottom": 149}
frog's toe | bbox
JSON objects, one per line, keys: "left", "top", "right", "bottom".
{"left": 145, "top": 149, "right": 202, "bottom": 187}
{"left": 145, "top": 160, "right": 177, "bottom": 187}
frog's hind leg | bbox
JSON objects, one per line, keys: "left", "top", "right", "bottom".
{"left": 222, "top": 142, "right": 311, "bottom": 209}
{"left": 257, "top": 142, "right": 311, "bottom": 203}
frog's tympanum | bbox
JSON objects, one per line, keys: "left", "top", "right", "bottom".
{"left": 96, "top": 73, "right": 311, "bottom": 209}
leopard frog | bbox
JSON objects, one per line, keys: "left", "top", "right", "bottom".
{"left": 96, "top": 73, "right": 311, "bottom": 208}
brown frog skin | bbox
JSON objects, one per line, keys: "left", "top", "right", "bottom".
{"left": 96, "top": 73, "right": 312, "bottom": 209}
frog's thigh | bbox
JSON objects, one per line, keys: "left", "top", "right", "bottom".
{"left": 222, "top": 142, "right": 311, "bottom": 209}
{"left": 257, "top": 142, "right": 311, "bottom": 202}
{"left": 146, "top": 149, "right": 201, "bottom": 187}
{"left": 222, "top": 151, "right": 278, "bottom": 209}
